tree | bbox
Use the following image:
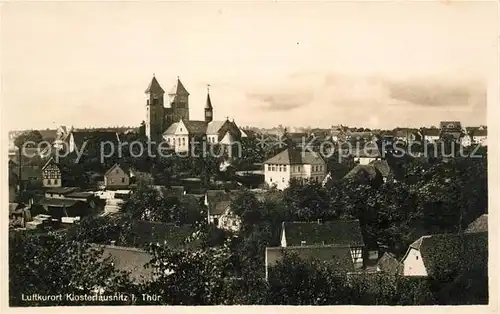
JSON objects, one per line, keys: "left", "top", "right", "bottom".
{"left": 14, "top": 131, "right": 44, "bottom": 148}
{"left": 9, "top": 231, "right": 135, "bottom": 306}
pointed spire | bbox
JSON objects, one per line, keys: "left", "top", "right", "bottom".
{"left": 205, "top": 84, "right": 213, "bottom": 109}
{"left": 169, "top": 76, "right": 190, "bottom": 96}
{"left": 145, "top": 75, "right": 165, "bottom": 94}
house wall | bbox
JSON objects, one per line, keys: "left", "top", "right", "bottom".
{"left": 218, "top": 210, "right": 241, "bottom": 232}
{"left": 105, "top": 167, "right": 130, "bottom": 188}
{"left": 264, "top": 163, "right": 291, "bottom": 190}
{"left": 424, "top": 135, "right": 440, "bottom": 144}
{"left": 403, "top": 248, "right": 428, "bottom": 276}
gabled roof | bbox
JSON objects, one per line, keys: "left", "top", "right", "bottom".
{"left": 370, "top": 160, "right": 391, "bottom": 178}
{"left": 465, "top": 214, "right": 488, "bottom": 233}
{"left": 100, "top": 245, "right": 154, "bottom": 283}
{"left": 183, "top": 120, "right": 208, "bottom": 134}
{"left": 405, "top": 232, "right": 488, "bottom": 278}
{"left": 377, "top": 252, "right": 402, "bottom": 275}
{"left": 145, "top": 76, "right": 165, "bottom": 94}
{"left": 206, "top": 120, "right": 227, "bottom": 135}
{"left": 169, "top": 78, "right": 189, "bottom": 96}
{"left": 163, "top": 122, "right": 179, "bottom": 135}
{"left": 283, "top": 220, "right": 364, "bottom": 247}
{"left": 129, "top": 221, "right": 199, "bottom": 249}
{"left": 266, "top": 245, "right": 355, "bottom": 274}
{"left": 211, "top": 200, "right": 231, "bottom": 216}
{"left": 264, "top": 148, "right": 325, "bottom": 165}
{"left": 41, "top": 157, "right": 60, "bottom": 171}
{"left": 105, "top": 163, "right": 131, "bottom": 176}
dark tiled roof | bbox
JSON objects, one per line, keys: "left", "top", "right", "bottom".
{"left": 266, "top": 245, "right": 355, "bottom": 274}
{"left": 129, "top": 221, "right": 199, "bottom": 249}
{"left": 183, "top": 120, "right": 208, "bottom": 134}
{"left": 283, "top": 220, "right": 364, "bottom": 247}
{"left": 264, "top": 148, "right": 325, "bottom": 165}
{"left": 144, "top": 76, "right": 165, "bottom": 94}
{"left": 38, "top": 129, "right": 58, "bottom": 141}
{"left": 100, "top": 245, "right": 154, "bottom": 283}
{"left": 421, "top": 128, "right": 441, "bottom": 137}
{"left": 377, "top": 252, "right": 402, "bottom": 275}
{"left": 70, "top": 131, "right": 120, "bottom": 148}
{"left": 343, "top": 164, "right": 379, "bottom": 181}
{"left": 408, "top": 232, "right": 488, "bottom": 278}
{"left": 169, "top": 78, "right": 189, "bottom": 96}
{"left": 19, "top": 166, "right": 42, "bottom": 180}
{"left": 465, "top": 214, "right": 488, "bottom": 233}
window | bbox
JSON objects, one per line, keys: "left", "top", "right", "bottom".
{"left": 270, "top": 177, "right": 273, "bottom": 182}
{"left": 281, "top": 177, "right": 284, "bottom": 182}
{"left": 121, "top": 178, "right": 125, "bottom": 183}
{"left": 283, "top": 165, "right": 287, "bottom": 172}
{"left": 279, "top": 165, "right": 282, "bottom": 172}
{"left": 182, "top": 138, "right": 186, "bottom": 146}
{"left": 268, "top": 165, "right": 271, "bottom": 171}
{"left": 173, "top": 138, "right": 176, "bottom": 145}
{"left": 301, "top": 241, "right": 306, "bottom": 246}
{"left": 54, "top": 179, "right": 58, "bottom": 185}
{"left": 180, "top": 127, "right": 183, "bottom": 132}
{"left": 47, "top": 179, "right": 52, "bottom": 185}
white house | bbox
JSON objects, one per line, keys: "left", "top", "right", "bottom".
{"left": 401, "top": 232, "right": 488, "bottom": 278}
{"left": 264, "top": 148, "right": 326, "bottom": 190}
{"left": 422, "top": 128, "right": 440, "bottom": 144}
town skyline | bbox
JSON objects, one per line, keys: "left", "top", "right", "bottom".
{"left": 2, "top": 1, "right": 495, "bottom": 130}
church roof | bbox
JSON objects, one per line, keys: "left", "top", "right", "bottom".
{"left": 206, "top": 120, "right": 227, "bottom": 135}
{"left": 183, "top": 120, "right": 208, "bottom": 134}
{"left": 169, "top": 78, "right": 190, "bottom": 96}
{"left": 163, "top": 122, "right": 179, "bottom": 135}
{"left": 145, "top": 76, "right": 165, "bottom": 94}
{"left": 205, "top": 93, "right": 213, "bottom": 109}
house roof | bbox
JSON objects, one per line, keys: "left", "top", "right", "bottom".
{"left": 183, "top": 120, "right": 209, "bottom": 134}
{"left": 283, "top": 220, "right": 364, "bottom": 247}
{"left": 46, "top": 187, "right": 80, "bottom": 194}
{"left": 144, "top": 76, "right": 165, "bottom": 94}
{"left": 169, "top": 78, "right": 189, "bottom": 96}
{"left": 406, "top": 232, "right": 488, "bottom": 278}
{"left": 266, "top": 245, "right": 355, "bottom": 274}
{"left": 163, "top": 122, "right": 179, "bottom": 135}
{"left": 376, "top": 252, "right": 402, "bottom": 275}
{"left": 38, "top": 197, "right": 82, "bottom": 207}
{"left": 105, "top": 163, "right": 131, "bottom": 176}
{"left": 206, "top": 120, "right": 227, "bottom": 135}
{"left": 100, "top": 245, "right": 154, "bottom": 283}
{"left": 38, "top": 129, "right": 58, "bottom": 141}
{"left": 129, "top": 221, "right": 199, "bottom": 249}
{"left": 440, "top": 121, "right": 462, "bottom": 130}
{"left": 70, "top": 131, "right": 120, "bottom": 148}
{"left": 465, "top": 214, "right": 488, "bottom": 233}
{"left": 343, "top": 164, "right": 380, "bottom": 181}
{"left": 211, "top": 200, "right": 231, "bottom": 216}
{"left": 264, "top": 148, "right": 325, "bottom": 165}
{"left": 422, "top": 128, "right": 441, "bottom": 137}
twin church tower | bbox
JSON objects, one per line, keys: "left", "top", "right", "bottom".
{"left": 145, "top": 75, "right": 213, "bottom": 142}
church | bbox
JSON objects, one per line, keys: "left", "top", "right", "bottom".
{"left": 145, "top": 75, "right": 244, "bottom": 152}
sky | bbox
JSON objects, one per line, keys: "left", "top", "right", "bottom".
{"left": 1, "top": 1, "right": 497, "bottom": 130}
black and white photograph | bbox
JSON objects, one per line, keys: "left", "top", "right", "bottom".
{"left": 3, "top": 0, "right": 497, "bottom": 308}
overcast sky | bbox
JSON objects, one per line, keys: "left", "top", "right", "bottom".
{"left": 1, "top": 1, "right": 497, "bottom": 130}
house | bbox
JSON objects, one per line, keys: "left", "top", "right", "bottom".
{"left": 343, "top": 159, "right": 393, "bottom": 184}
{"left": 204, "top": 189, "right": 241, "bottom": 231}
{"left": 401, "top": 232, "right": 488, "bottom": 278}
{"left": 67, "top": 130, "right": 121, "bottom": 153}
{"left": 45, "top": 187, "right": 80, "bottom": 198}
{"left": 41, "top": 157, "right": 62, "bottom": 188}
{"left": 9, "top": 203, "right": 32, "bottom": 228}
{"left": 465, "top": 126, "right": 487, "bottom": 146}
{"left": 104, "top": 163, "right": 132, "bottom": 189}
{"left": 37, "top": 197, "right": 91, "bottom": 221}
{"left": 376, "top": 252, "right": 402, "bottom": 275}
{"left": 465, "top": 214, "right": 488, "bottom": 233}
{"left": 280, "top": 220, "right": 365, "bottom": 268}
{"left": 439, "top": 121, "right": 463, "bottom": 142}
{"left": 461, "top": 134, "right": 472, "bottom": 147}
{"left": 265, "top": 245, "right": 356, "bottom": 281}
{"left": 351, "top": 145, "right": 381, "bottom": 165}
{"left": 264, "top": 148, "right": 326, "bottom": 190}
{"left": 393, "top": 129, "right": 420, "bottom": 143}
{"left": 421, "top": 128, "right": 440, "bottom": 144}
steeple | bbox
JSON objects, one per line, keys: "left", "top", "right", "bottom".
{"left": 205, "top": 84, "right": 213, "bottom": 109}
{"left": 169, "top": 76, "right": 190, "bottom": 96}
{"left": 204, "top": 84, "right": 213, "bottom": 123}
{"left": 145, "top": 75, "right": 165, "bottom": 95}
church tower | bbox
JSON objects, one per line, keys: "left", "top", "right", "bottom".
{"left": 145, "top": 75, "right": 165, "bottom": 143}
{"left": 168, "top": 77, "right": 190, "bottom": 122}
{"left": 204, "top": 84, "right": 213, "bottom": 123}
